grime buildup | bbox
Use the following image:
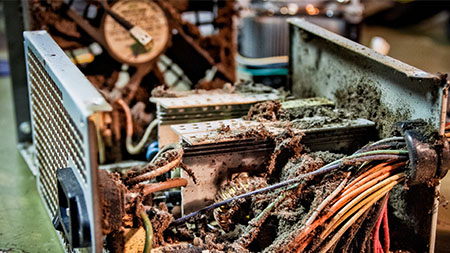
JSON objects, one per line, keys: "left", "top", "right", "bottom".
{"left": 98, "top": 98, "right": 440, "bottom": 252}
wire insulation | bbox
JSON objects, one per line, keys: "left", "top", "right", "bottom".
{"left": 116, "top": 99, "right": 159, "bottom": 155}
{"left": 172, "top": 150, "right": 407, "bottom": 225}
{"left": 140, "top": 210, "right": 153, "bottom": 253}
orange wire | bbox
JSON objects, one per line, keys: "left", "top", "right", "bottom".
{"left": 297, "top": 174, "right": 403, "bottom": 253}
{"left": 296, "top": 233, "right": 314, "bottom": 252}
{"left": 331, "top": 171, "right": 391, "bottom": 217}
{"left": 343, "top": 162, "right": 389, "bottom": 191}
{"left": 318, "top": 173, "right": 405, "bottom": 242}
{"left": 116, "top": 98, "right": 133, "bottom": 137}
{"left": 293, "top": 207, "right": 334, "bottom": 248}
{"left": 293, "top": 172, "right": 390, "bottom": 250}
{"left": 293, "top": 162, "right": 404, "bottom": 250}
{"left": 319, "top": 180, "right": 400, "bottom": 253}
{"left": 339, "top": 162, "right": 405, "bottom": 198}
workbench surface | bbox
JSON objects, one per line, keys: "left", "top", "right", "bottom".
{"left": 0, "top": 75, "right": 62, "bottom": 252}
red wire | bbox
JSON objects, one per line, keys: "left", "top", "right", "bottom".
{"left": 445, "top": 122, "right": 450, "bottom": 130}
{"left": 376, "top": 239, "right": 383, "bottom": 253}
{"left": 382, "top": 198, "right": 390, "bottom": 252}
{"left": 372, "top": 208, "right": 383, "bottom": 253}
{"left": 372, "top": 194, "right": 389, "bottom": 253}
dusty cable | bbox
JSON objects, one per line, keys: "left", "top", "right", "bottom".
{"left": 318, "top": 173, "right": 405, "bottom": 242}
{"left": 141, "top": 178, "right": 188, "bottom": 197}
{"left": 126, "top": 119, "right": 159, "bottom": 155}
{"left": 293, "top": 166, "right": 403, "bottom": 251}
{"left": 372, "top": 194, "right": 389, "bottom": 253}
{"left": 304, "top": 175, "right": 349, "bottom": 228}
{"left": 343, "top": 162, "right": 389, "bottom": 191}
{"left": 236, "top": 183, "right": 298, "bottom": 248}
{"left": 116, "top": 99, "right": 159, "bottom": 155}
{"left": 140, "top": 210, "right": 153, "bottom": 253}
{"left": 339, "top": 162, "right": 405, "bottom": 198}
{"left": 128, "top": 155, "right": 183, "bottom": 185}
{"left": 361, "top": 137, "right": 404, "bottom": 149}
{"left": 150, "top": 143, "right": 181, "bottom": 164}
{"left": 318, "top": 181, "right": 399, "bottom": 253}
{"left": 172, "top": 150, "right": 408, "bottom": 225}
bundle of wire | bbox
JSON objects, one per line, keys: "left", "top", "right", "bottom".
{"left": 293, "top": 159, "right": 405, "bottom": 252}
{"left": 173, "top": 136, "right": 408, "bottom": 252}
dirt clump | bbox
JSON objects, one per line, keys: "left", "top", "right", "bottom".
{"left": 151, "top": 242, "right": 205, "bottom": 253}
{"left": 149, "top": 203, "right": 174, "bottom": 247}
{"left": 263, "top": 170, "right": 348, "bottom": 253}
{"left": 282, "top": 103, "right": 342, "bottom": 120}
{"left": 99, "top": 145, "right": 184, "bottom": 251}
{"left": 246, "top": 99, "right": 359, "bottom": 130}
{"left": 217, "top": 123, "right": 231, "bottom": 134}
{"left": 266, "top": 128, "right": 305, "bottom": 178}
{"left": 151, "top": 84, "right": 234, "bottom": 98}
{"left": 98, "top": 170, "right": 127, "bottom": 234}
{"left": 309, "top": 151, "right": 345, "bottom": 165}
{"left": 244, "top": 100, "right": 283, "bottom": 122}
{"left": 191, "top": 122, "right": 274, "bottom": 144}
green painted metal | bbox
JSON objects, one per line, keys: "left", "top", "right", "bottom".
{"left": 0, "top": 76, "right": 62, "bottom": 252}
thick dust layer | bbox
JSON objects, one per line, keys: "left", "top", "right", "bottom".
{"left": 334, "top": 83, "right": 411, "bottom": 138}
{"left": 163, "top": 146, "right": 352, "bottom": 252}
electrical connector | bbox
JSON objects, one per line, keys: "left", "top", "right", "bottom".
{"left": 130, "top": 26, "right": 153, "bottom": 51}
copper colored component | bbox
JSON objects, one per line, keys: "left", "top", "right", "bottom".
{"left": 127, "top": 155, "right": 183, "bottom": 185}
{"left": 213, "top": 173, "right": 267, "bottom": 231}
{"left": 141, "top": 178, "right": 188, "bottom": 197}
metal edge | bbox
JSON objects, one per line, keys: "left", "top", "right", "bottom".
{"left": 22, "top": 31, "right": 112, "bottom": 134}
{"left": 430, "top": 84, "right": 449, "bottom": 253}
{"left": 287, "top": 18, "right": 439, "bottom": 80}
{"left": 23, "top": 35, "right": 38, "bottom": 173}
{"left": 88, "top": 116, "right": 102, "bottom": 253}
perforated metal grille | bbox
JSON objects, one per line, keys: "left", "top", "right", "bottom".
{"left": 27, "top": 49, "right": 87, "bottom": 216}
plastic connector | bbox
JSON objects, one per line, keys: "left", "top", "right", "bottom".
{"left": 53, "top": 167, "right": 91, "bottom": 248}
{"left": 130, "top": 26, "right": 153, "bottom": 50}
{"left": 394, "top": 120, "right": 449, "bottom": 186}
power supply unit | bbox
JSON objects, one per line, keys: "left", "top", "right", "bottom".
{"left": 19, "top": 17, "right": 449, "bottom": 252}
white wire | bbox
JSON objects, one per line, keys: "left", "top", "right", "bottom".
{"left": 126, "top": 119, "right": 159, "bottom": 155}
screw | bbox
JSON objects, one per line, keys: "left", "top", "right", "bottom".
{"left": 19, "top": 121, "right": 31, "bottom": 135}
{"left": 88, "top": 98, "right": 104, "bottom": 106}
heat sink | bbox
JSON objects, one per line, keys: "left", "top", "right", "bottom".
{"left": 151, "top": 91, "right": 284, "bottom": 147}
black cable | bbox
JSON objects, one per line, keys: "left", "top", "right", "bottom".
{"left": 100, "top": 0, "right": 133, "bottom": 30}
